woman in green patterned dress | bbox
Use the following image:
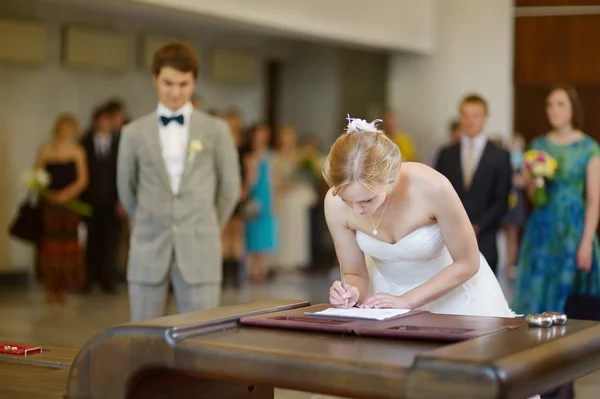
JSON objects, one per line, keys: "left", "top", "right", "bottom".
{"left": 512, "top": 83, "right": 600, "bottom": 317}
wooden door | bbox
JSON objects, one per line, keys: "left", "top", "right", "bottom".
{"left": 514, "top": 12, "right": 600, "bottom": 143}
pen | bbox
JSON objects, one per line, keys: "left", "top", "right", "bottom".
{"left": 339, "top": 262, "right": 348, "bottom": 308}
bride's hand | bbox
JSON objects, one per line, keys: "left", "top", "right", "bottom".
{"left": 329, "top": 280, "right": 360, "bottom": 308}
{"left": 359, "top": 293, "right": 411, "bottom": 309}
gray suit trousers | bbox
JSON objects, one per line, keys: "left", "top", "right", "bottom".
{"left": 128, "top": 259, "right": 221, "bottom": 322}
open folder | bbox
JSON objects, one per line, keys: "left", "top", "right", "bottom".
{"left": 240, "top": 304, "right": 526, "bottom": 342}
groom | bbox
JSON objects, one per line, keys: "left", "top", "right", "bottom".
{"left": 435, "top": 94, "right": 512, "bottom": 274}
{"left": 117, "top": 42, "right": 241, "bottom": 321}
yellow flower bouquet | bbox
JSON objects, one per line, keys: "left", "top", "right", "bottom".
{"left": 522, "top": 150, "right": 558, "bottom": 207}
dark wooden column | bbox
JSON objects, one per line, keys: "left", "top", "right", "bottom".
{"left": 514, "top": 2, "right": 600, "bottom": 143}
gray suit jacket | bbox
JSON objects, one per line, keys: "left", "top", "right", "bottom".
{"left": 117, "top": 110, "right": 241, "bottom": 285}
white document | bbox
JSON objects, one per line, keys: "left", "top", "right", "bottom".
{"left": 304, "top": 308, "right": 412, "bottom": 321}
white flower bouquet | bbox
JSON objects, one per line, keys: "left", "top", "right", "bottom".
{"left": 22, "top": 169, "right": 92, "bottom": 216}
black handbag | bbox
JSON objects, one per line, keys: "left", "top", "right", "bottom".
{"left": 564, "top": 270, "right": 600, "bottom": 321}
{"left": 8, "top": 192, "right": 42, "bottom": 246}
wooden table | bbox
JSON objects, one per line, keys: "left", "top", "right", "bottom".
{"left": 0, "top": 344, "right": 76, "bottom": 398}
{"left": 60, "top": 299, "right": 600, "bottom": 399}
{"left": 3, "top": 299, "right": 600, "bottom": 398}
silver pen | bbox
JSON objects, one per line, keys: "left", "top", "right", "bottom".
{"left": 339, "top": 263, "right": 348, "bottom": 308}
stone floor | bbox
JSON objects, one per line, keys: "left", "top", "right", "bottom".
{"left": 0, "top": 269, "right": 597, "bottom": 398}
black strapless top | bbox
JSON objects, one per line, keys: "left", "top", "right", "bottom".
{"left": 45, "top": 161, "right": 77, "bottom": 190}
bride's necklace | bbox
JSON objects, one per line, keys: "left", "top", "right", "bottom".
{"left": 370, "top": 192, "right": 391, "bottom": 235}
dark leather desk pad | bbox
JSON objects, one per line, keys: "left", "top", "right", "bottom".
{"left": 240, "top": 304, "right": 527, "bottom": 342}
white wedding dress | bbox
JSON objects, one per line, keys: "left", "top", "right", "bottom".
{"left": 356, "top": 223, "right": 515, "bottom": 317}
{"left": 313, "top": 224, "right": 538, "bottom": 399}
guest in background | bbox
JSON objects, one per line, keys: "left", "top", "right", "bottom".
{"left": 512, "top": 83, "right": 600, "bottom": 399}
{"left": 430, "top": 119, "right": 462, "bottom": 166}
{"left": 298, "top": 135, "right": 331, "bottom": 270}
{"left": 382, "top": 108, "right": 418, "bottom": 162}
{"left": 221, "top": 108, "right": 246, "bottom": 287}
{"left": 273, "top": 125, "right": 317, "bottom": 273}
{"left": 35, "top": 114, "right": 88, "bottom": 304}
{"left": 104, "top": 99, "right": 129, "bottom": 134}
{"left": 103, "top": 99, "right": 129, "bottom": 280}
{"left": 435, "top": 94, "right": 512, "bottom": 274}
{"left": 243, "top": 122, "right": 277, "bottom": 283}
{"left": 191, "top": 94, "right": 202, "bottom": 110}
{"left": 490, "top": 135, "right": 506, "bottom": 148}
{"left": 80, "top": 106, "right": 121, "bottom": 293}
{"left": 512, "top": 84, "right": 600, "bottom": 315}
{"left": 448, "top": 120, "right": 462, "bottom": 144}
{"left": 502, "top": 133, "right": 527, "bottom": 279}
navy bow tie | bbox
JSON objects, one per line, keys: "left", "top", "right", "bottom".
{"left": 160, "top": 114, "right": 184, "bottom": 126}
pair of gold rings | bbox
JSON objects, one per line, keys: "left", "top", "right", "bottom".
{"left": 526, "top": 312, "right": 568, "bottom": 328}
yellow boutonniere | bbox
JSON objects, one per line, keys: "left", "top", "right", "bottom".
{"left": 189, "top": 139, "right": 204, "bottom": 153}
{"left": 508, "top": 191, "right": 518, "bottom": 210}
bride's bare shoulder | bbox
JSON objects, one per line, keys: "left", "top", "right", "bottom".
{"left": 325, "top": 187, "right": 343, "bottom": 209}
{"left": 404, "top": 162, "right": 454, "bottom": 197}
{"left": 324, "top": 188, "right": 350, "bottom": 221}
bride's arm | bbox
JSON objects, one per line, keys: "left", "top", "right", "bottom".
{"left": 397, "top": 176, "right": 480, "bottom": 309}
{"left": 324, "top": 190, "right": 370, "bottom": 300}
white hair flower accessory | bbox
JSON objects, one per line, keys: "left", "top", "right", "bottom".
{"left": 345, "top": 114, "right": 382, "bottom": 133}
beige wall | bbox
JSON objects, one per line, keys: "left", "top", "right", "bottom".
{"left": 280, "top": 45, "right": 388, "bottom": 148}
{"left": 387, "top": 0, "right": 514, "bottom": 164}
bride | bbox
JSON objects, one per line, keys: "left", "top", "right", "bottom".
{"left": 323, "top": 116, "right": 514, "bottom": 317}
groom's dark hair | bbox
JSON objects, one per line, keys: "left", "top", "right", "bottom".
{"left": 152, "top": 41, "right": 199, "bottom": 78}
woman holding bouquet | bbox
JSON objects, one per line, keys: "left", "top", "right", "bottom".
{"left": 273, "top": 126, "right": 317, "bottom": 273}
{"left": 512, "top": 84, "right": 600, "bottom": 321}
{"left": 34, "top": 114, "right": 89, "bottom": 304}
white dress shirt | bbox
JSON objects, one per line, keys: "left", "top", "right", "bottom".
{"left": 94, "top": 133, "right": 112, "bottom": 157}
{"left": 460, "top": 133, "right": 488, "bottom": 184}
{"left": 157, "top": 101, "right": 193, "bottom": 194}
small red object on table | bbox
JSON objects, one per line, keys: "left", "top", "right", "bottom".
{"left": 0, "top": 344, "right": 43, "bottom": 355}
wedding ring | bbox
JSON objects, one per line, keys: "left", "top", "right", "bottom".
{"left": 526, "top": 313, "right": 553, "bottom": 328}
{"left": 542, "top": 312, "right": 568, "bottom": 326}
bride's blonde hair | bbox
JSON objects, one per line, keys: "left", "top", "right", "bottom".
{"left": 322, "top": 116, "right": 402, "bottom": 195}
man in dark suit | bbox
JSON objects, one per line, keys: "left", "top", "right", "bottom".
{"left": 103, "top": 99, "right": 129, "bottom": 280}
{"left": 435, "top": 94, "right": 512, "bottom": 274}
{"left": 80, "top": 106, "right": 121, "bottom": 293}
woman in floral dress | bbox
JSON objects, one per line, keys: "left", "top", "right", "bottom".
{"left": 512, "top": 83, "right": 600, "bottom": 319}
